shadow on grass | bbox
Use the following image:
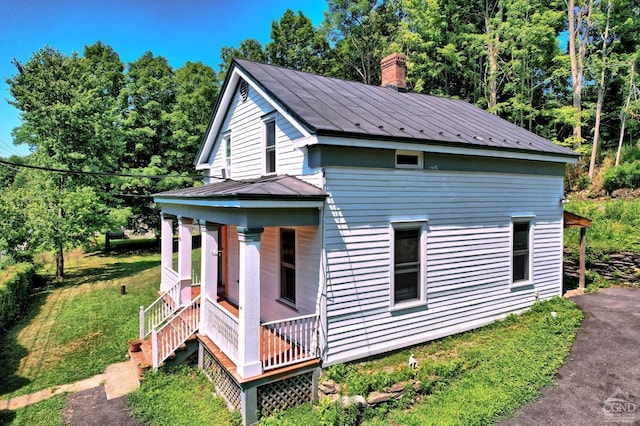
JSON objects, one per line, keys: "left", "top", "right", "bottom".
{"left": 59, "top": 259, "right": 161, "bottom": 288}
{"left": 563, "top": 273, "right": 579, "bottom": 293}
{"left": 0, "top": 410, "right": 16, "bottom": 423}
{"left": 0, "top": 292, "right": 49, "bottom": 397}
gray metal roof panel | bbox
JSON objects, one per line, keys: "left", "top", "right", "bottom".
{"left": 234, "top": 59, "right": 576, "bottom": 157}
{"left": 155, "top": 175, "right": 327, "bottom": 200}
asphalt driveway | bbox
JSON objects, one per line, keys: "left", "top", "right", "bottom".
{"left": 501, "top": 287, "right": 640, "bottom": 425}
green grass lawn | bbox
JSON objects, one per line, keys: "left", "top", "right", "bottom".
{"left": 261, "top": 297, "right": 583, "bottom": 426}
{"left": 0, "top": 395, "right": 65, "bottom": 426}
{"left": 0, "top": 245, "right": 160, "bottom": 399}
{"left": 0, "top": 241, "right": 583, "bottom": 426}
{"left": 128, "top": 365, "right": 239, "bottom": 426}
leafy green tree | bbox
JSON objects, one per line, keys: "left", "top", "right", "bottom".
{"left": 6, "top": 45, "right": 129, "bottom": 278}
{"left": 118, "top": 52, "right": 176, "bottom": 232}
{"left": 166, "top": 62, "right": 218, "bottom": 175}
{"left": 266, "top": 9, "right": 332, "bottom": 74}
{"left": 218, "top": 38, "right": 266, "bottom": 82}
{"left": 324, "top": 0, "right": 404, "bottom": 84}
{"left": 119, "top": 52, "right": 175, "bottom": 171}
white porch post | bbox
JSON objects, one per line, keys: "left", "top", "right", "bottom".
{"left": 237, "top": 226, "right": 263, "bottom": 379}
{"left": 199, "top": 221, "right": 219, "bottom": 333}
{"left": 160, "top": 213, "right": 174, "bottom": 292}
{"left": 177, "top": 216, "right": 193, "bottom": 305}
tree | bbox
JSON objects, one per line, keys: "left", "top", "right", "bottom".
{"left": 588, "top": 0, "right": 613, "bottom": 178}
{"left": 266, "top": 9, "right": 332, "bottom": 73}
{"left": 323, "top": 0, "right": 404, "bottom": 84}
{"left": 166, "top": 61, "right": 218, "bottom": 174}
{"left": 118, "top": 52, "right": 175, "bottom": 232}
{"left": 218, "top": 38, "right": 266, "bottom": 82}
{"left": 6, "top": 45, "right": 128, "bottom": 278}
{"left": 566, "top": 0, "right": 594, "bottom": 146}
{"left": 119, "top": 52, "right": 175, "bottom": 171}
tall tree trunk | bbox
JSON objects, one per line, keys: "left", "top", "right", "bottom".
{"left": 567, "top": 0, "right": 593, "bottom": 145}
{"left": 588, "top": 0, "right": 612, "bottom": 179}
{"left": 567, "top": 0, "right": 581, "bottom": 142}
{"left": 484, "top": 1, "right": 502, "bottom": 112}
{"left": 616, "top": 62, "right": 635, "bottom": 166}
{"left": 56, "top": 174, "right": 65, "bottom": 281}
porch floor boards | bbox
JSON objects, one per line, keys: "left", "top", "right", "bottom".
{"left": 214, "top": 297, "right": 313, "bottom": 370}
{"left": 132, "top": 295, "right": 318, "bottom": 381}
{"left": 197, "top": 333, "right": 319, "bottom": 384}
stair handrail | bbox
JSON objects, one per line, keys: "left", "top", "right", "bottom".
{"left": 139, "top": 280, "right": 182, "bottom": 339}
{"left": 152, "top": 295, "right": 201, "bottom": 368}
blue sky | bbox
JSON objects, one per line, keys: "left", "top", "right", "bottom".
{"left": 0, "top": 0, "right": 328, "bottom": 157}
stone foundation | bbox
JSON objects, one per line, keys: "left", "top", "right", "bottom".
{"left": 564, "top": 250, "right": 640, "bottom": 285}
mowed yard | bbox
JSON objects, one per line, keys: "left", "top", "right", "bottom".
{"left": 0, "top": 241, "right": 585, "bottom": 425}
{"left": 0, "top": 243, "right": 160, "bottom": 400}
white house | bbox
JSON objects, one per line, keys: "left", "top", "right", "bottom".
{"left": 136, "top": 53, "right": 578, "bottom": 424}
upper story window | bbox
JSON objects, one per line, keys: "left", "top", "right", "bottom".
{"left": 264, "top": 118, "right": 276, "bottom": 174}
{"left": 221, "top": 133, "right": 231, "bottom": 178}
{"left": 395, "top": 150, "right": 423, "bottom": 169}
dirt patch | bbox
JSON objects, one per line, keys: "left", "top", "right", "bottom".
{"left": 63, "top": 386, "right": 139, "bottom": 426}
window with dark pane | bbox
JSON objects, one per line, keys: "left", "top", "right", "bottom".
{"left": 394, "top": 228, "right": 420, "bottom": 303}
{"left": 280, "top": 228, "right": 296, "bottom": 304}
{"left": 513, "top": 221, "right": 530, "bottom": 282}
{"left": 265, "top": 119, "right": 276, "bottom": 173}
{"left": 225, "top": 135, "right": 231, "bottom": 167}
{"left": 396, "top": 154, "right": 419, "bottom": 166}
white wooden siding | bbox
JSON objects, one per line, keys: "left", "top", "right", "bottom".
{"left": 223, "top": 225, "right": 320, "bottom": 322}
{"left": 322, "top": 167, "right": 564, "bottom": 365}
{"left": 206, "top": 85, "right": 317, "bottom": 182}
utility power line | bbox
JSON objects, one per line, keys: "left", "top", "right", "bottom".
{"left": 0, "top": 158, "right": 204, "bottom": 180}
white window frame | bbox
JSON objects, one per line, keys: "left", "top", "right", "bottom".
{"left": 263, "top": 114, "right": 277, "bottom": 175}
{"left": 390, "top": 220, "right": 428, "bottom": 310}
{"left": 277, "top": 227, "right": 297, "bottom": 308}
{"left": 222, "top": 132, "right": 232, "bottom": 177}
{"left": 510, "top": 214, "right": 535, "bottom": 288}
{"left": 395, "top": 150, "right": 423, "bottom": 169}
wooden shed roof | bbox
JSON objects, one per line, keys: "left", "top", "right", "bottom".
{"left": 564, "top": 211, "right": 592, "bottom": 228}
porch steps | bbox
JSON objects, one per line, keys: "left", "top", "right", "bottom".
{"left": 128, "top": 333, "right": 198, "bottom": 380}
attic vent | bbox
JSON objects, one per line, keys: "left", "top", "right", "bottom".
{"left": 239, "top": 80, "right": 249, "bottom": 101}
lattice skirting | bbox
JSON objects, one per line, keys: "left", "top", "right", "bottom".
{"left": 202, "top": 347, "right": 241, "bottom": 410}
{"left": 257, "top": 371, "right": 314, "bottom": 418}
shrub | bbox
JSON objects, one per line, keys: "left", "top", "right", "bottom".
{"left": 0, "top": 263, "right": 35, "bottom": 332}
{"left": 602, "top": 162, "right": 640, "bottom": 194}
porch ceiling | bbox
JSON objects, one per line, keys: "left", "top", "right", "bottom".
{"left": 154, "top": 175, "right": 326, "bottom": 227}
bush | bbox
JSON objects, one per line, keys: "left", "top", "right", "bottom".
{"left": 0, "top": 263, "right": 35, "bottom": 332}
{"left": 602, "top": 162, "right": 640, "bottom": 194}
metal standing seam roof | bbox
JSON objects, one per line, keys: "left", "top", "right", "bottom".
{"left": 155, "top": 175, "right": 327, "bottom": 200}
{"left": 233, "top": 58, "right": 577, "bottom": 158}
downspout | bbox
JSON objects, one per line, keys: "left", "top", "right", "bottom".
{"left": 315, "top": 168, "right": 328, "bottom": 360}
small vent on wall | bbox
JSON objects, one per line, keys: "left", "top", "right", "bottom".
{"left": 239, "top": 80, "right": 249, "bottom": 101}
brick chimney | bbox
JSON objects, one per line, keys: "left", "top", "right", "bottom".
{"left": 380, "top": 53, "right": 407, "bottom": 92}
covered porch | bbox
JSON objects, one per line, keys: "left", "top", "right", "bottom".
{"left": 151, "top": 175, "right": 327, "bottom": 381}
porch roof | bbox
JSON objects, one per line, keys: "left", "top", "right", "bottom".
{"left": 154, "top": 175, "right": 326, "bottom": 227}
{"left": 155, "top": 175, "right": 326, "bottom": 201}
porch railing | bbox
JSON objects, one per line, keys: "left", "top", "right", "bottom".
{"left": 139, "top": 280, "right": 182, "bottom": 339}
{"left": 161, "top": 266, "right": 179, "bottom": 291}
{"left": 205, "top": 297, "right": 239, "bottom": 364}
{"left": 191, "top": 260, "right": 201, "bottom": 286}
{"left": 152, "top": 295, "right": 201, "bottom": 368}
{"left": 261, "top": 314, "right": 318, "bottom": 371}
